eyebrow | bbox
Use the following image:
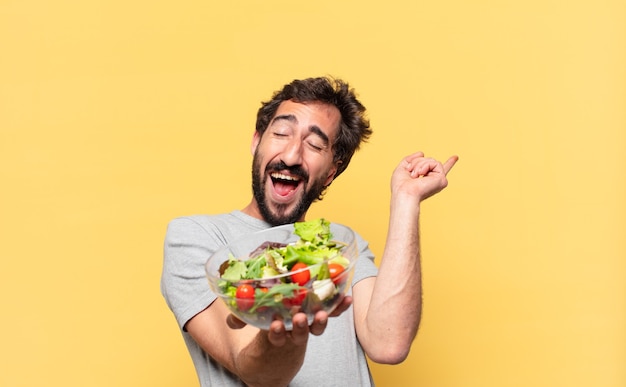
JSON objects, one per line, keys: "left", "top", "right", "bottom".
{"left": 272, "top": 114, "right": 330, "bottom": 146}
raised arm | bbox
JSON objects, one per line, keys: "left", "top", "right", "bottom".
{"left": 353, "top": 152, "right": 458, "bottom": 364}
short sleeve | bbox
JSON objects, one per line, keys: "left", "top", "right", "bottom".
{"left": 352, "top": 231, "right": 378, "bottom": 284}
{"left": 160, "top": 217, "right": 225, "bottom": 330}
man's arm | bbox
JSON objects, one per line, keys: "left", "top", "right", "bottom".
{"left": 185, "top": 293, "right": 353, "bottom": 387}
{"left": 186, "top": 303, "right": 306, "bottom": 387}
{"left": 162, "top": 216, "right": 354, "bottom": 386}
{"left": 353, "top": 152, "right": 458, "bottom": 364}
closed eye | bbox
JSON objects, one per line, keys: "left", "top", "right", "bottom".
{"left": 306, "top": 140, "right": 325, "bottom": 151}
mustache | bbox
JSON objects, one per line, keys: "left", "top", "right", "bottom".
{"left": 266, "top": 161, "right": 309, "bottom": 181}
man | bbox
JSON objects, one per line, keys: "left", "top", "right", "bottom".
{"left": 161, "top": 76, "right": 458, "bottom": 386}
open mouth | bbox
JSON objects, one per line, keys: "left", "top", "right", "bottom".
{"left": 270, "top": 172, "right": 302, "bottom": 197}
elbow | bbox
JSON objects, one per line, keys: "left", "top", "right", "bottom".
{"left": 363, "top": 324, "right": 420, "bottom": 364}
{"left": 366, "top": 342, "right": 412, "bottom": 365}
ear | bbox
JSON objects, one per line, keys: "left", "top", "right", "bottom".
{"left": 250, "top": 131, "right": 261, "bottom": 155}
{"left": 323, "top": 161, "right": 341, "bottom": 187}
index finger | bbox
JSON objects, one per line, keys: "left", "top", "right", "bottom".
{"left": 443, "top": 155, "right": 459, "bottom": 175}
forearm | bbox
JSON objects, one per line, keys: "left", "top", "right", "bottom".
{"left": 235, "top": 333, "right": 305, "bottom": 387}
{"left": 364, "top": 192, "right": 423, "bottom": 363}
{"left": 187, "top": 305, "right": 308, "bottom": 387}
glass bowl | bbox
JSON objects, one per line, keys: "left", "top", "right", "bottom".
{"left": 205, "top": 221, "right": 358, "bottom": 330}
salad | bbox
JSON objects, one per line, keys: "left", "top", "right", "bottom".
{"left": 216, "top": 218, "right": 352, "bottom": 314}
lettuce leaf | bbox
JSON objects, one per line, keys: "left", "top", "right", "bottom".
{"left": 294, "top": 218, "right": 332, "bottom": 245}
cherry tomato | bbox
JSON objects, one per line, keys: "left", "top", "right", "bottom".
{"left": 282, "top": 288, "right": 307, "bottom": 308}
{"left": 328, "top": 263, "right": 345, "bottom": 285}
{"left": 290, "top": 262, "right": 310, "bottom": 285}
{"left": 235, "top": 284, "right": 255, "bottom": 311}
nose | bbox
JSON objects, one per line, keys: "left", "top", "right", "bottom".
{"left": 280, "top": 138, "right": 304, "bottom": 166}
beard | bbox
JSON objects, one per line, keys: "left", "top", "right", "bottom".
{"left": 251, "top": 151, "right": 327, "bottom": 226}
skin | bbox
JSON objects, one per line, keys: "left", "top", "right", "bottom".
{"left": 248, "top": 101, "right": 339, "bottom": 226}
{"left": 185, "top": 99, "right": 458, "bottom": 386}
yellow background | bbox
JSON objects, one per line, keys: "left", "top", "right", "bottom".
{"left": 1, "top": 0, "right": 624, "bottom": 386}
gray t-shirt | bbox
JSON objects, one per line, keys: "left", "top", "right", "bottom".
{"left": 161, "top": 210, "right": 379, "bottom": 386}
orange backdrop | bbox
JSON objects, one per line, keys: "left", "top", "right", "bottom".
{"left": 1, "top": 1, "right": 624, "bottom": 386}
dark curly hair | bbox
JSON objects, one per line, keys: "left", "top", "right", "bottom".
{"left": 255, "top": 76, "right": 372, "bottom": 179}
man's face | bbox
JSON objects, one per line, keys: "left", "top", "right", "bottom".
{"left": 251, "top": 100, "right": 341, "bottom": 226}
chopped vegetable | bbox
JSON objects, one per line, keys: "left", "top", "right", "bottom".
{"left": 312, "top": 279, "right": 335, "bottom": 301}
{"left": 217, "top": 218, "right": 350, "bottom": 313}
{"left": 235, "top": 284, "right": 255, "bottom": 311}
{"left": 290, "top": 262, "right": 310, "bottom": 286}
{"left": 328, "top": 263, "right": 345, "bottom": 285}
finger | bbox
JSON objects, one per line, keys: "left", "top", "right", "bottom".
{"left": 442, "top": 155, "right": 459, "bottom": 175}
{"left": 309, "top": 311, "right": 329, "bottom": 336}
{"left": 404, "top": 157, "right": 440, "bottom": 178}
{"left": 403, "top": 152, "right": 425, "bottom": 167}
{"left": 289, "top": 314, "right": 310, "bottom": 345}
{"left": 328, "top": 295, "right": 352, "bottom": 317}
{"left": 413, "top": 159, "right": 437, "bottom": 177}
{"left": 267, "top": 320, "right": 287, "bottom": 346}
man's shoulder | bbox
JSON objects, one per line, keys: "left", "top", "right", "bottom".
{"left": 166, "top": 212, "right": 239, "bottom": 235}
{"left": 169, "top": 212, "right": 232, "bottom": 226}
{"left": 166, "top": 210, "right": 271, "bottom": 240}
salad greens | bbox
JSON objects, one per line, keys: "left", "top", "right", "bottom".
{"left": 217, "top": 218, "right": 350, "bottom": 313}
